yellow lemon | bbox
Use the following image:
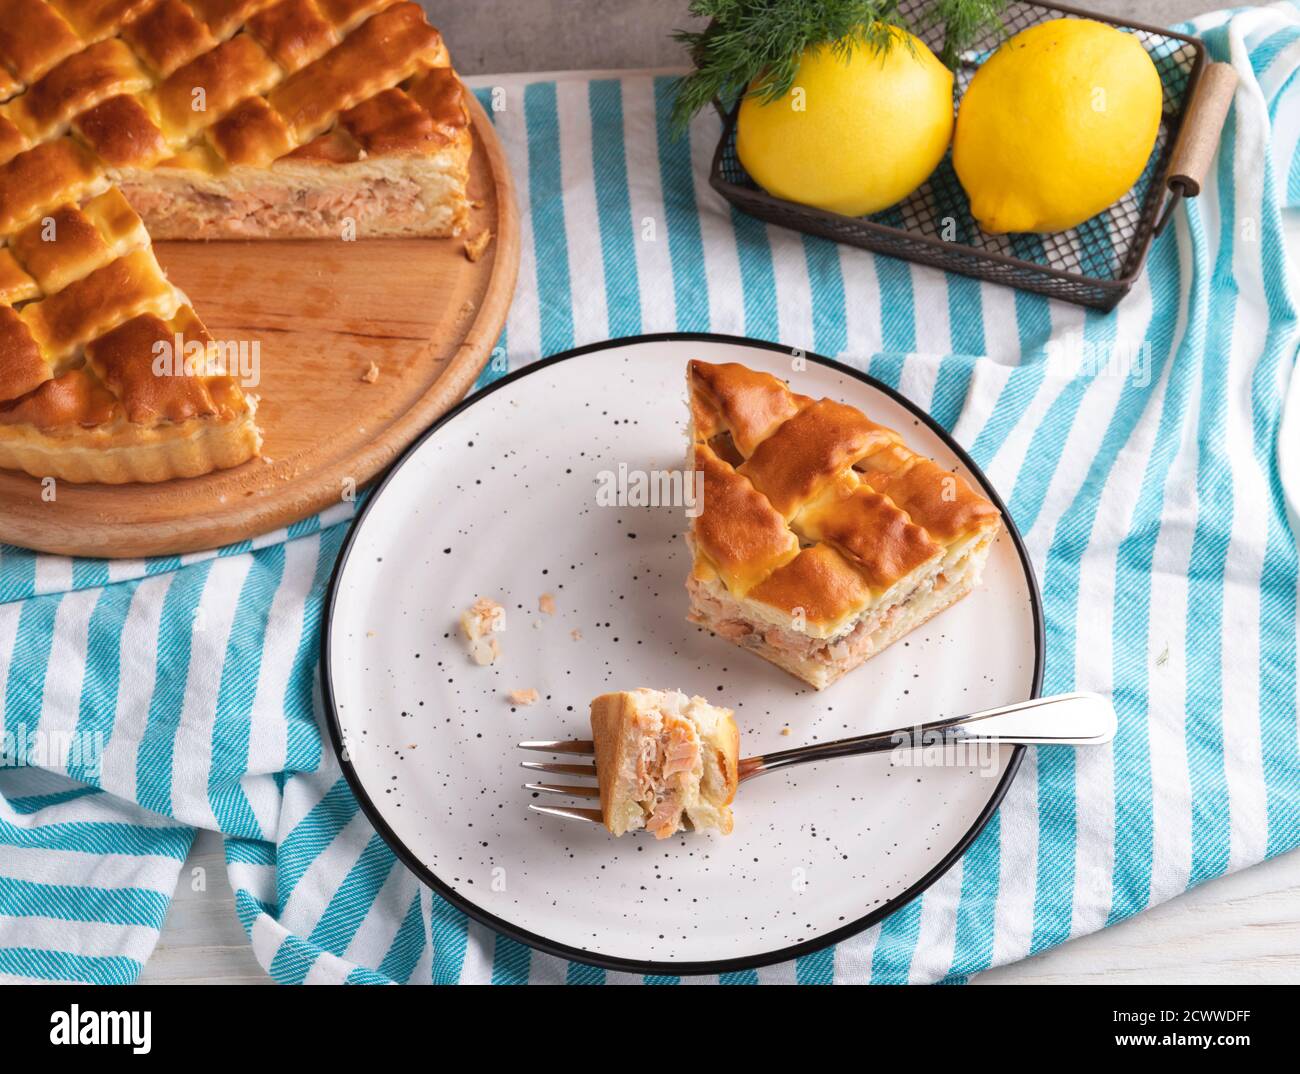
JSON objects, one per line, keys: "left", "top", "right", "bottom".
{"left": 953, "top": 18, "right": 1162, "bottom": 233}
{"left": 736, "top": 28, "right": 953, "bottom": 217}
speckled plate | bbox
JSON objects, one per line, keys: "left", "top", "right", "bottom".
{"left": 322, "top": 334, "right": 1044, "bottom": 976}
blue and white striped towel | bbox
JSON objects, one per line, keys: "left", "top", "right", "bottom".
{"left": 1, "top": 4, "right": 1297, "bottom": 985}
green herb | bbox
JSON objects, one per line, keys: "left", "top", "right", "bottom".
{"left": 671, "top": 0, "right": 1006, "bottom": 132}
{"left": 926, "top": 0, "right": 1008, "bottom": 67}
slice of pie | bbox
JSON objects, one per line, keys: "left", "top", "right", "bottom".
{"left": 589, "top": 688, "right": 740, "bottom": 838}
{"left": 0, "top": 186, "right": 259, "bottom": 481}
{"left": 0, "top": 0, "right": 472, "bottom": 483}
{"left": 685, "top": 360, "right": 1003, "bottom": 690}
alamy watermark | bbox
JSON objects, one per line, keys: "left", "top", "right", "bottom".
{"left": 2, "top": 725, "right": 104, "bottom": 777}
{"left": 889, "top": 728, "right": 1003, "bottom": 779}
{"left": 1045, "top": 334, "right": 1152, "bottom": 386}
{"left": 151, "top": 333, "right": 261, "bottom": 387}
{"left": 595, "top": 464, "right": 704, "bottom": 517}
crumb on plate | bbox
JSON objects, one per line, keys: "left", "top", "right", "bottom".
{"left": 538, "top": 592, "right": 556, "bottom": 615}
{"left": 464, "top": 229, "right": 493, "bottom": 262}
{"left": 461, "top": 597, "right": 505, "bottom": 665}
{"left": 508, "top": 688, "right": 539, "bottom": 706}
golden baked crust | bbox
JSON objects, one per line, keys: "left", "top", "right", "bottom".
{"left": 0, "top": 138, "right": 106, "bottom": 235}
{"left": 0, "top": 250, "right": 40, "bottom": 304}
{"left": 72, "top": 93, "right": 169, "bottom": 168}
{"left": 9, "top": 186, "right": 148, "bottom": 293}
{"left": 267, "top": 2, "right": 443, "bottom": 143}
{"left": 686, "top": 360, "right": 1003, "bottom": 689}
{"left": 0, "top": 158, "right": 253, "bottom": 483}
{"left": 0, "top": 302, "right": 47, "bottom": 398}
{"left": 119, "top": 0, "right": 216, "bottom": 79}
{"left": 0, "top": 302, "right": 260, "bottom": 482}
{"left": 690, "top": 355, "right": 806, "bottom": 456}
{"left": 0, "top": 1, "right": 83, "bottom": 84}
{"left": 7, "top": 38, "right": 152, "bottom": 142}
{"left": 0, "top": 1, "right": 471, "bottom": 223}
{"left": 0, "top": 1, "right": 471, "bottom": 483}
{"left": 21, "top": 246, "right": 180, "bottom": 362}
{"left": 692, "top": 440, "right": 799, "bottom": 594}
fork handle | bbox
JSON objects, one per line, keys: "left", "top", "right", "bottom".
{"left": 738, "top": 692, "right": 1116, "bottom": 781}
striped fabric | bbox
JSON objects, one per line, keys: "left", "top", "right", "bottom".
{"left": 1, "top": 4, "right": 1297, "bottom": 984}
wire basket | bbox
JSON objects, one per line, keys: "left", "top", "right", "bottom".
{"left": 709, "top": 0, "right": 1219, "bottom": 311}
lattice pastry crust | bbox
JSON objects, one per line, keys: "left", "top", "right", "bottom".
{"left": 0, "top": 0, "right": 472, "bottom": 484}
{"left": 686, "top": 360, "right": 1003, "bottom": 690}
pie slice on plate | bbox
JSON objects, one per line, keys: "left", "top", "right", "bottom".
{"left": 685, "top": 360, "right": 1003, "bottom": 690}
{"left": 0, "top": 0, "right": 472, "bottom": 483}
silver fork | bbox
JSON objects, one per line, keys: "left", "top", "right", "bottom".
{"left": 519, "top": 691, "right": 1117, "bottom": 825}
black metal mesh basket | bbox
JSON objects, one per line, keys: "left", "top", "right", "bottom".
{"left": 709, "top": 0, "right": 1209, "bottom": 310}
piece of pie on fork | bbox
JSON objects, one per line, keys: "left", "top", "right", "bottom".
{"left": 0, "top": 0, "right": 472, "bottom": 484}
{"left": 589, "top": 688, "right": 740, "bottom": 839}
{"left": 685, "top": 360, "right": 1003, "bottom": 690}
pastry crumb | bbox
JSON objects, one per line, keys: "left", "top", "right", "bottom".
{"left": 780, "top": 726, "right": 791, "bottom": 736}
{"left": 464, "top": 229, "right": 493, "bottom": 262}
{"left": 570, "top": 628, "right": 582, "bottom": 641}
{"left": 538, "top": 592, "right": 556, "bottom": 615}
{"left": 508, "top": 688, "right": 539, "bottom": 706}
{"left": 460, "top": 597, "right": 505, "bottom": 665}
{"left": 360, "top": 361, "right": 380, "bottom": 383}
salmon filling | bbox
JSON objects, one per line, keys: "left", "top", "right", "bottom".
{"left": 120, "top": 176, "right": 436, "bottom": 239}
{"left": 590, "top": 689, "right": 739, "bottom": 837}
{"left": 633, "top": 712, "right": 702, "bottom": 839}
{"left": 686, "top": 530, "right": 994, "bottom": 690}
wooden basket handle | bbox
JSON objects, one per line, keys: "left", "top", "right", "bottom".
{"left": 1167, "top": 62, "right": 1239, "bottom": 198}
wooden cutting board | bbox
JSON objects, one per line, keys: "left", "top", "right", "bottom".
{"left": 0, "top": 91, "right": 518, "bottom": 559}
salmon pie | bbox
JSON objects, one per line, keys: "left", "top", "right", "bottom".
{"left": 589, "top": 688, "right": 739, "bottom": 839}
{"left": 0, "top": 0, "right": 472, "bottom": 483}
{"left": 686, "top": 360, "right": 1003, "bottom": 690}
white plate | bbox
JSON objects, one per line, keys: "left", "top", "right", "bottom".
{"left": 322, "top": 335, "right": 1043, "bottom": 975}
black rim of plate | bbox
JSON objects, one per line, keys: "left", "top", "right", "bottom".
{"left": 320, "top": 333, "right": 1047, "bottom": 978}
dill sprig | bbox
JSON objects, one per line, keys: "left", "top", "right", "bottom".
{"left": 924, "top": 0, "right": 1008, "bottom": 67}
{"left": 671, "top": 0, "right": 1006, "bottom": 132}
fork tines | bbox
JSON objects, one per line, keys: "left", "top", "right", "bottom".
{"left": 517, "top": 739, "right": 595, "bottom": 754}
{"left": 519, "top": 740, "right": 602, "bottom": 824}
{"left": 529, "top": 804, "right": 604, "bottom": 824}
{"left": 520, "top": 760, "right": 595, "bottom": 776}
{"left": 524, "top": 782, "right": 600, "bottom": 798}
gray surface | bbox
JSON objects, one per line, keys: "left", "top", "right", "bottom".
{"left": 423, "top": 0, "right": 1223, "bottom": 76}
